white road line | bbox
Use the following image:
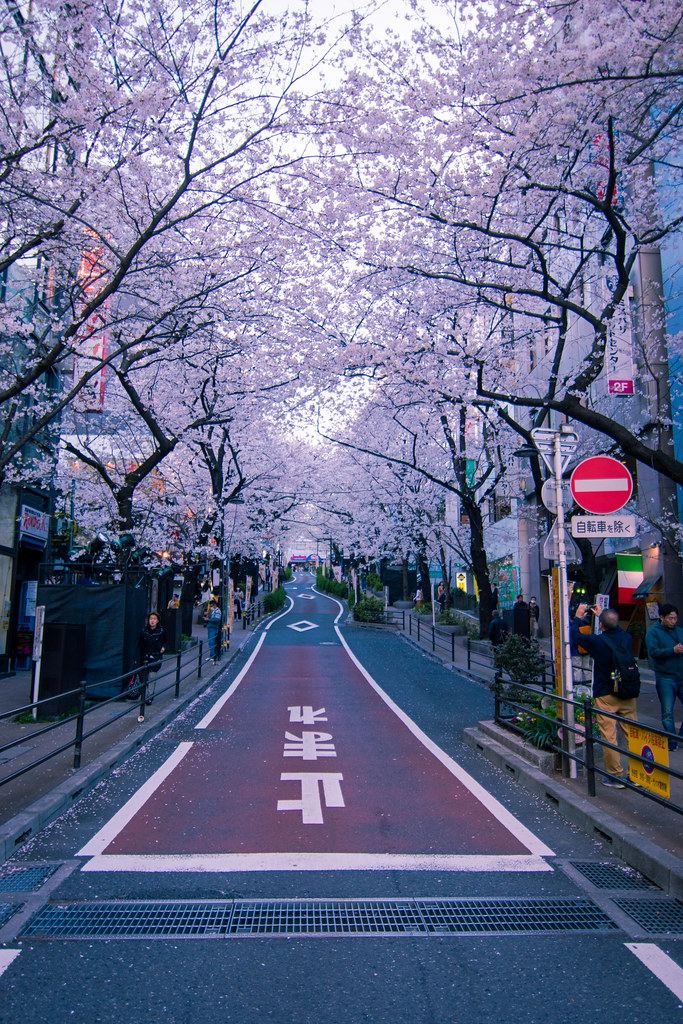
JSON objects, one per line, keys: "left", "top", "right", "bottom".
{"left": 625, "top": 943, "right": 683, "bottom": 1001}
{"left": 335, "top": 624, "right": 555, "bottom": 859}
{"left": 0, "top": 950, "right": 20, "bottom": 977}
{"left": 195, "top": 632, "right": 267, "bottom": 729}
{"left": 77, "top": 742, "right": 195, "bottom": 857}
{"left": 81, "top": 853, "right": 552, "bottom": 873}
{"left": 263, "top": 596, "right": 294, "bottom": 630}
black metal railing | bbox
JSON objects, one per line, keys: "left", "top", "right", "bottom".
{"left": 492, "top": 678, "right": 683, "bottom": 816}
{"left": 0, "top": 641, "right": 206, "bottom": 789}
{"left": 242, "top": 599, "right": 264, "bottom": 628}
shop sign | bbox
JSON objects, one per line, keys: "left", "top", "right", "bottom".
{"left": 19, "top": 506, "right": 50, "bottom": 546}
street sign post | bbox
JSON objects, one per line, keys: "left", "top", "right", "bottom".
{"left": 543, "top": 520, "right": 582, "bottom": 563}
{"left": 571, "top": 515, "right": 636, "bottom": 539}
{"left": 531, "top": 428, "right": 579, "bottom": 475}
{"left": 569, "top": 456, "right": 633, "bottom": 515}
{"left": 541, "top": 479, "right": 573, "bottom": 516}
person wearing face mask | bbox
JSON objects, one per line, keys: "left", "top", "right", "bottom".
{"left": 646, "top": 602, "right": 683, "bottom": 752}
{"left": 528, "top": 597, "right": 540, "bottom": 639}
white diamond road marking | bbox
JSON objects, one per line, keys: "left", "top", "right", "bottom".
{"left": 288, "top": 621, "right": 319, "bottom": 633}
{"left": 299, "top": 594, "right": 314, "bottom": 600}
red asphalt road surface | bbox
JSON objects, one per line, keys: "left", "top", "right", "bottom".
{"left": 83, "top": 586, "right": 548, "bottom": 864}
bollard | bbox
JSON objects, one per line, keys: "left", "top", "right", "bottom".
{"left": 73, "top": 679, "right": 87, "bottom": 769}
{"left": 467, "top": 637, "right": 471, "bottom": 671}
{"left": 432, "top": 625, "right": 435, "bottom": 652}
{"left": 175, "top": 652, "right": 181, "bottom": 698}
{"left": 451, "top": 631, "right": 455, "bottom": 662}
{"left": 197, "top": 640, "right": 203, "bottom": 679}
{"left": 584, "top": 699, "right": 596, "bottom": 797}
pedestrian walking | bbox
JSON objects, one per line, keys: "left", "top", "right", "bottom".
{"left": 528, "top": 597, "right": 540, "bottom": 639}
{"left": 234, "top": 587, "right": 244, "bottom": 620}
{"left": 570, "top": 603, "right": 640, "bottom": 787}
{"left": 414, "top": 587, "right": 424, "bottom": 613}
{"left": 488, "top": 610, "right": 510, "bottom": 647}
{"left": 136, "top": 611, "right": 166, "bottom": 705}
{"left": 437, "top": 582, "right": 446, "bottom": 615}
{"left": 206, "top": 599, "right": 222, "bottom": 662}
{"left": 513, "top": 594, "right": 530, "bottom": 638}
{"left": 646, "top": 602, "right": 683, "bottom": 751}
{"left": 167, "top": 593, "right": 180, "bottom": 610}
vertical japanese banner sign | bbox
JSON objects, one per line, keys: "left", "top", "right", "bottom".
{"left": 602, "top": 274, "right": 634, "bottom": 396}
{"left": 73, "top": 239, "right": 108, "bottom": 412}
{"left": 245, "top": 576, "right": 252, "bottom": 608}
{"left": 333, "top": 566, "right": 342, "bottom": 584}
{"left": 272, "top": 568, "right": 278, "bottom": 592}
{"left": 550, "top": 568, "right": 565, "bottom": 705}
{"left": 227, "top": 578, "right": 234, "bottom": 632}
{"left": 617, "top": 553, "right": 643, "bottom": 604}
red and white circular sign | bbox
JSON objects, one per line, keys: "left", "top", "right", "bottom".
{"left": 570, "top": 456, "right": 633, "bottom": 514}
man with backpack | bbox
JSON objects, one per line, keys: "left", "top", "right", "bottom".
{"left": 646, "top": 602, "right": 683, "bottom": 752}
{"left": 570, "top": 603, "right": 640, "bottom": 788}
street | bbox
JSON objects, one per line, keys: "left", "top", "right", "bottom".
{"left": 0, "top": 574, "right": 681, "bottom": 1023}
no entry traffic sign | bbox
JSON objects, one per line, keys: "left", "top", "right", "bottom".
{"left": 570, "top": 456, "right": 633, "bottom": 515}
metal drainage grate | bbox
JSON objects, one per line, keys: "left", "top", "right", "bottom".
{"left": 22, "top": 897, "right": 619, "bottom": 939}
{"left": 614, "top": 898, "right": 683, "bottom": 934}
{"left": 570, "top": 862, "right": 659, "bottom": 891}
{"left": 0, "top": 865, "right": 58, "bottom": 894}
{"left": 0, "top": 903, "right": 18, "bottom": 927}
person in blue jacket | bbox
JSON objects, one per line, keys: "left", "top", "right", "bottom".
{"left": 570, "top": 603, "right": 637, "bottom": 787}
{"left": 646, "top": 602, "right": 683, "bottom": 751}
{"left": 206, "top": 599, "right": 222, "bottom": 663}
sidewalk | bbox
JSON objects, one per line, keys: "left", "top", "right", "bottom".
{"left": 395, "top": 611, "right": 683, "bottom": 895}
{"left": 0, "top": 622, "right": 256, "bottom": 864}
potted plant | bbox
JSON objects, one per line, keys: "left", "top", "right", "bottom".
{"left": 627, "top": 620, "right": 646, "bottom": 659}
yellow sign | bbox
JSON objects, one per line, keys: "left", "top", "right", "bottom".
{"left": 456, "top": 572, "right": 467, "bottom": 592}
{"left": 550, "top": 568, "right": 562, "bottom": 701}
{"left": 628, "top": 724, "right": 670, "bottom": 799}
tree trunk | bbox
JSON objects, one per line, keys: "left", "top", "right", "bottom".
{"left": 417, "top": 550, "right": 431, "bottom": 608}
{"left": 463, "top": 495, "right": 493, "bottom": 637}
{"left": 401, "top": 557, "right": 410, "bottom": 601}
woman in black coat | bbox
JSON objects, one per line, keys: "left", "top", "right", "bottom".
{"left": 137, "top": 612, "right": 166, "bottom": 703}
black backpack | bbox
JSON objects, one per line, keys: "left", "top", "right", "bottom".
{"left": 601, "top": 634, "right": 641, "bottom": 699}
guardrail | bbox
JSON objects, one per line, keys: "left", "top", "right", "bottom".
{"left": 493, "top": 678, "right": 683, "bottom": 817}
{"left": 0, "top": 641, "right": 208, "bottom": 789}
{"left": 387, "top": 609, "right": 576, "bottom": 688}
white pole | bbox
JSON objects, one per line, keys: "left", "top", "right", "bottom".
{"left": 553, "top": 433, "right": 577, "bottom": 778}
{"left": 31, "top": 605, "right": 45, "bottom": 721}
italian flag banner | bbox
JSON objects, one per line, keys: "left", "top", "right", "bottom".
{"left": 617, "top": 553, "right": 643, "bottom": 604}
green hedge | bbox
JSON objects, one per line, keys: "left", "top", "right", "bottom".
{"left": 366, "top": 572, "right": 382, "bottom": 592}
{"left": 316, "top": 569, "right": 348, "bottom": 598}
{"left": 263, "top": 586, "right": 287, "bottom": 612}
{"left": 353, "top": 596, "right": 386, "bottom": 622}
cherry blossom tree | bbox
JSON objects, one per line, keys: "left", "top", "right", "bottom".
{"left": 0, "top": 0, "right": 347, "bottom": 485}
{"left": 311, "top": 0, "right": 683, "bottom": 483}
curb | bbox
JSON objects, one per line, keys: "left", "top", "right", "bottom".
{"left": 463, "top": 723, "right": 683, "bottom": 899}
{"left": 0, "top": 633, "right": 256, "bottom": 866}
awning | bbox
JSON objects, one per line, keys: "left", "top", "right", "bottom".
{"left": 632, "top": 575, "right": 662, "bottom": 599}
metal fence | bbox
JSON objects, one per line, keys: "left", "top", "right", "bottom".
{"left": 1, "top": 599, "right": 276, "bottom": 791}
{"left": 493, "top": 679, "right": 682, "bottom": 817}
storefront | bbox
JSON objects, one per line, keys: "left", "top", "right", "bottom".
{"left": 0, "top": 487, "right": 50, "bottom": 673}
